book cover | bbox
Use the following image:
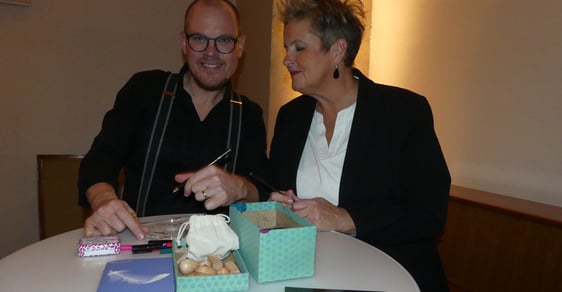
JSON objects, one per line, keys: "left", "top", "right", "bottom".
{"left": 97, "top": 257, "right": 175, "bottom": 292}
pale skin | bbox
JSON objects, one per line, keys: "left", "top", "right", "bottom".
{"left": 174, "top": 166, "right": 258, "bottom": 211}
{"left": 84, "top": 183, "right": 148, "bottom": 239}
{"left": 268, "top": 18, "right": 358, "bottom": 234}
{"left": 84, "top": 0, "right": 258, "bottom": 240}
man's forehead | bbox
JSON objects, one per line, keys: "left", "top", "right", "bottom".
{"left": 185, "top": 2, "right": 239, "bottom": 34}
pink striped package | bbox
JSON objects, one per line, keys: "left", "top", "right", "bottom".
{"left": 78, "top": 236, "right": 121, "bottom": 257}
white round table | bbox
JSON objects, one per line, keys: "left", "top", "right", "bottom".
{"left": 0, "top": 215, "right": 419, "bottom": 292}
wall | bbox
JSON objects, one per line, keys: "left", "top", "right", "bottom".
{"left": 2, "top": 0, "right": 561, "bottom": 260}
{"left": 370, "top": 0, "right": 562, "bottom": 207}
{"left": 0, "top": 0, "right": 189, "bottom": 258}
{"left": 0, "top": 0, "right": 275, "bottom": 260}
{"left": 235, "top": 0, "right": 273, "bottom": 126}
{"left": 268, "top": 0, "right": 562, "bottom": 207}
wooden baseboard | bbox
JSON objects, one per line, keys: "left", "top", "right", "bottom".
{"left": 438, "top": 185, "right": 562, "bottom": 292}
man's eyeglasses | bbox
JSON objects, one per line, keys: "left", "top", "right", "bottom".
{"left": 185, "top": 33, "right": 239, "bottom": 54}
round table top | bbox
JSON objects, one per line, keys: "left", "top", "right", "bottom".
{"left": 0, "top": 214, "right": 419, "bottom": 292}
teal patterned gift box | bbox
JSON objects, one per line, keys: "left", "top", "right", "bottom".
{"left": 229, "top": 202, "right": 317, "bottom": 283}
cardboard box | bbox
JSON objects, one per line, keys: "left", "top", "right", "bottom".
{"left": 173, "top": 241, "right": 249, "bottom": 292}
{"left": 229, "top": 202, "right": 317, "bottom": 283}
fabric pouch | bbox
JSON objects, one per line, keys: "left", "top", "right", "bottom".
{"left": 175, "top": 214, "right": 239, "bottom": 262}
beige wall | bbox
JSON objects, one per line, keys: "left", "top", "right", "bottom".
{"left": 369, "top": 0, "right": 562, "bottom": 209}
{"left": 1, "top": 0, "right": 561, "bottom": 259}
{"left": 0, "top": 0, "right": 188, "bottom": 258}
{"left": 235, "top": 0, "right": 273, "bottom": 126}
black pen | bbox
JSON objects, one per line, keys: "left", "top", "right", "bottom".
{"left": 172, "top": 148, "right": 232, "bottom": 194}
{"left": 121, "top": 242, "right": 172, "bottom": 253}
{"left": 148, "top": 240, "right": 172, "bottom": 244}
{"left": 249, "top": 172, "right": 283, "bottom": 194}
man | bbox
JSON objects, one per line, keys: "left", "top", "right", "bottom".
{"left": 78, "top": 0, "right": 267, "bottom": 240}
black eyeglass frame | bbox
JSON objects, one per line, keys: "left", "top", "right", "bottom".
{"left": 185, "top": 33, "right": 239, "bottom": 54}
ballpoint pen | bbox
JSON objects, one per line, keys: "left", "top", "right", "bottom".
{"left": 172, "top": 148, "right": 232, "bottom": 194}
{"left": 248, "top": 172, "right": 282, "bottom": 193}
{"left": 249, "top": 172, "right": 298, "bottom": 204}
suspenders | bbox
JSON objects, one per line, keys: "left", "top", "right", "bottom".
{"left": 225, "top": 91, "right": 242, "bottom": 173}
{"left": 135, "top": 72, "right": 243, "bottom": 216}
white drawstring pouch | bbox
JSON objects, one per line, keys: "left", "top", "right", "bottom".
{"left": 175, "top": 214, "right": 239, "bottom": 262}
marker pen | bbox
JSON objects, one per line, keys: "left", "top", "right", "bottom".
{"left": 120, "top": 242, "right": 172, "bottom": 252}
{"left": 148, "top": 240, "right": 173, "bottom": 245}
{"left": 120, "top": 248, "right": 173, "bottom": 255}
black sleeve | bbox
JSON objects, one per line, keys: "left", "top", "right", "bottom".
{"left": 349, "top": 95, "right": 451, "bottom": 245}
{"left": 78, "top": 71, "right": 168, "bottom": 208}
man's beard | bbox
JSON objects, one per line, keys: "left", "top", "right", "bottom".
{"left": 188, "top": 62, "right": 229, "bottom": 91}
{"left": 192, "top": 73, "right": 228, "bottom": 92}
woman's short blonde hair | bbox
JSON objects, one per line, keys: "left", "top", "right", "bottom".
{"left": 278, "top": 0, "right": 365, "bottom": 66}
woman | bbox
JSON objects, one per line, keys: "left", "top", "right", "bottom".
{"left": 267, "top": 0, "right": 451, "bottom": 291}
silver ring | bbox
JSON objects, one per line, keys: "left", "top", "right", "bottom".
{"left": 201, "top": 190, "right": 207, "bottom": 199}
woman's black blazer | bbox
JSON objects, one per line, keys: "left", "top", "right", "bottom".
{"left": 267, "top": 69, "right": 451, "bottom": 291}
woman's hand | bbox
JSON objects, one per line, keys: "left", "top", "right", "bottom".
{"left": 292, "top": 197, "right": 356, "bottom": 234}
{"left": 268, "top": 189, "right": 299, "bottom": 210}
{"left": 269, "top": 190, "right": 356, "bottom": 234}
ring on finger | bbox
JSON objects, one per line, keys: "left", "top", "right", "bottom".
{"left": 201, "top": 189, "right": 207, "bottom": 199}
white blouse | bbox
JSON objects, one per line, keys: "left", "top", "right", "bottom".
{"left": 296, "top": 102, "right": 357, "bottom": 206}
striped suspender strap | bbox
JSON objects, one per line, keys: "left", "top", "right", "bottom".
{"left": 224, "top": 91, "right": 242, "bottom": 173}
{"left": 136, "top": 72, "right": 178, "bottom": 216}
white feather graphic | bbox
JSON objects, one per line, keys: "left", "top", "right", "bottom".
{"left": 107, "top": 269, "right": 170, "bottom": 285}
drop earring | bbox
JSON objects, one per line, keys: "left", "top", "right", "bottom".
{"left": 333, "top": 64, "right": 340, "bottom": 79}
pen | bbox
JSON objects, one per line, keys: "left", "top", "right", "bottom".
{"left": 132, "top": 248, "right": 172, "bottom": 254}
{"left": 122, "top": 248, "right": 173, "bottom": 255}
{"left": 249, "top": 172, "right": 298, "bottom": 205}
{"left": 148, "top": 240, "right": 172, "bottom": 244}
{"left": 172, "top": 148, "right": 232, "bottom": 194}
{"left": 120, "top": 242, "right": 172, "bottom": 252}
{"left": 249, "top": 172, "right": 282, "bottom": 193}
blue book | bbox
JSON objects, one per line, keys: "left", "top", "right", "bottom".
{"left": 97, "top": 257, "right": 175, "bottom": 292}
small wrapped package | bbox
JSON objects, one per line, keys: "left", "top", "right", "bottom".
{"left": 78, "top": 236, "right": 120, "bottom": 257}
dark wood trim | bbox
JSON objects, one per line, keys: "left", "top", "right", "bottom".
{"left": 450, "top": 185, "right": 562, "bottom": 227}
{"left": 37, "top": 154, "right": 85, "bottom": 239}
{"left": 440, "top": 185, "right": 562, "bottom": 292}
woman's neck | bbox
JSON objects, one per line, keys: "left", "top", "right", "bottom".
{"left": 315, "top": 74, "right": 358, "bottom": 116}
{"left": 314, "top": 72, "right": 358, "bottom": 144}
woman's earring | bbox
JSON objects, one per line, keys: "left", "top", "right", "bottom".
{"left": 333, "top": 64, "right": 340, "bottom": 79}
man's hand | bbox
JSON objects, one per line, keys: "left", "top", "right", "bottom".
{"left": 83, "top": 182, "right": 148, "bottom": 240}
{"left": 174, "top": 165, "right": 259, "bottom": 210}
